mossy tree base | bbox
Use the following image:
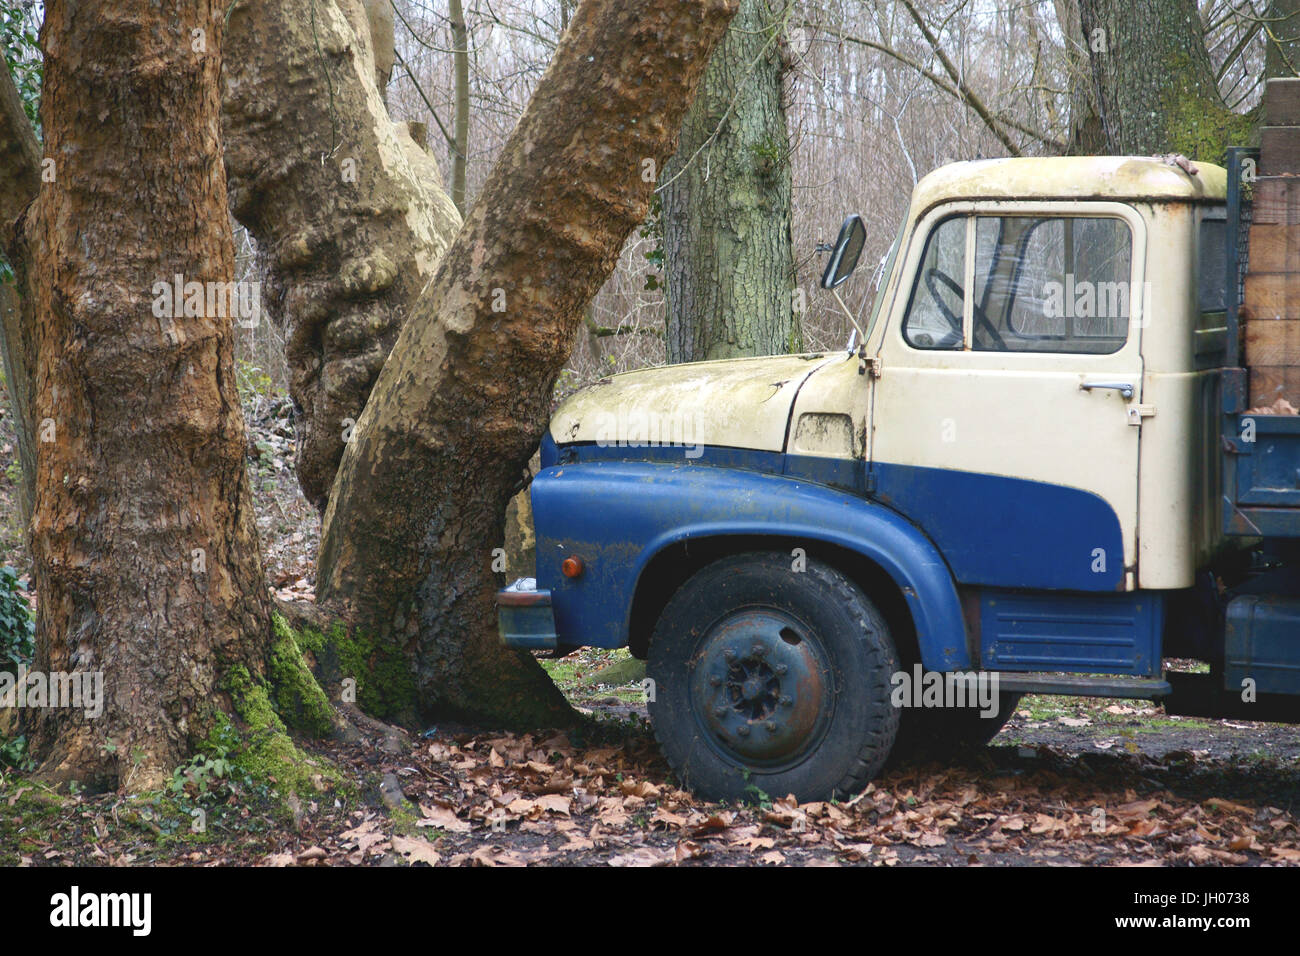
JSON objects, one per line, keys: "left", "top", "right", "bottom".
{"left": 274, "top": 600, "right": 580, "bottom": 733}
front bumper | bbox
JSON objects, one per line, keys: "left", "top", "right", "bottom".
{"left": 497, "top": 578, "right": 559, "bottom": 650}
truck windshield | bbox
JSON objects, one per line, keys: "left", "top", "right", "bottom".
{"left": 863, "top": 222, "right": 905, "bottom": 341}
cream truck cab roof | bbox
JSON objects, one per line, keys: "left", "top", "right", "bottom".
{"left": 908, "top": 156, "right": 1226, "bottom": 214}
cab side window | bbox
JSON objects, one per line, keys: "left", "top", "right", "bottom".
{"left": 902, "top": 216, "right": 965, "bottom": 350}
{"left": 972, "top": 216, "right": 1132, "bottom": 354}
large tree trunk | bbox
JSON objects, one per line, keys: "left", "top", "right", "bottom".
{"left": 316, "top": 0, "right": 738, "bottom": 727}
{"left": 0, "top": 65, "right": 40, "bottom": 528}
{"left": 222, "top": 0, "right": 461, "bottom": 512}
{"left": 22, "top": 0, "right": 276, "bottom": 791}
{"left": 660, "top": 0, "right": 798, "bottom": 363}
{"left": 1072, "top": 0, "right": 1252, "bottom": 157}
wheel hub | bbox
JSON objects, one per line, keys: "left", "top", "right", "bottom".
{"left": 690, "top": 609, "right": 830, "bottom": 765}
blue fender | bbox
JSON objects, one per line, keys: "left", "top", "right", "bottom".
{"left": 531, "top": 458, "right": 970, "bottom": 670}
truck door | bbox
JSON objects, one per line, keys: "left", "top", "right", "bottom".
{"left": 868, "top": 201, "right": 1149, "bottom": 593}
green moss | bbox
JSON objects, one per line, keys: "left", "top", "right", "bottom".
{"left": 270, "top": 614, "right": 337, "bottom": 738}
{"left": 1161, "top": 52, "right": 1258, "bottom": 162}
{"left": 0, "top": 784, "right": 63, "bottom": 865}
{"left": 292, "top": 618, "right": 417, "bottom": 724}
{"left": 220, "top": 664, "right": 344, "bottom": 804}
{"left": 387, "top": 802, "right": 423, "bottom": 835}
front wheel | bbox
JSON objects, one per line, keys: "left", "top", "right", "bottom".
{"left": 646, "top": 552, "right": 899, "bottom": 802}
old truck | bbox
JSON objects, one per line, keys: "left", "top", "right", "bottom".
{"left": 498, "top": 151, "right": 1300, "bottom": 801}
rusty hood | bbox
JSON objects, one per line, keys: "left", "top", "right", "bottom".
{"left": 549, "top": 352, "right": 839, "bottom": 454}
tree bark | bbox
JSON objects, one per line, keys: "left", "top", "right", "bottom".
{"left": 222, "top": 0, "right": 462, "bottom": 512}
{"left": 0, "top": 64, "right": 40, "bottom": 528}
{"left": 364, "top": 0, "right": 396, "bottom": 101}
{"left": 660, "top": 0, "right": 798, "bottom": 363}
{"left": 1267, "top": 0, "right": 1300, "bottom": 79}
{"left": 449, "top": 0, "right": 470, "bottom": 215}
{"left": 316, "top": 0, "right": 738, "bottom": 727}
{"left": 1072, "top": 0, "right": 1252, "bottom": 158}
{"left": 23, "top": 0, "right": 276, "bottom": 791}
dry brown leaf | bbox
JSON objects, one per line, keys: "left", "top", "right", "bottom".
{"left": 620, "top": 779, "right": 661, "bottom": 800}
{"left": 340, "top": 820, "right": 389, "bottom": 854}
{"left": 675, "top": 840, "right": 705, "bottom": 862}
{"left": 535, "top": 793, "right": 573, "bottom": 816}
{"left": 608, "top": 847, "right": 673, "bottom": 867}
{"left": 835, "top": 842, "right": 874, "bottom": 861}
{"left": 1228, "top": 834, "right": 1255, "bottom": 852}
{"left": 392, "top": 835, "right": 442, "bottom": 866}
{"left": 417, "top": 803, "right": 471, "bottom": 833}
{"left": 691, "top": 812, "right": 735, "bottom": 836}
{"left": 652, "top": 807, "right": 688, "bottom": 828}
{"left": 1112, "top": 799, "right": 1160, "bottom": 822}
{"left": 1204, "top": 798, "right": 1254, "bottom": 815}
{"left": 470, "top": 845, "right": 528, "bottom": 867}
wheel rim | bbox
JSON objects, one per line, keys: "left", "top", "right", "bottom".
{"left": 689, "top": 607, "right": 833, "bottom": 768}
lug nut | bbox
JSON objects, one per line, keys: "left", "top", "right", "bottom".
{"left": 775, "top": 664, "right": 788, "bottom": 675}
{"left": 779, "top": 696, "right": 793, "bottom": 707}
{"left": 765, "top": 721, "right": 777, "bottom": 732}
{"left": 751, "top": 643, "right": 767, "bottom": 657}
{"left": 709, "top": 675, "right": 722, "bottom": 687}
{"left": 737, "top": 725, "right": 750, "bottom": 737}
{"left": 724, "top": 649, "right": 736, "bottom": 662}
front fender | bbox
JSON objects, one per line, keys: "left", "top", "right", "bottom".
{"left": 531, "top": 458, "right": 970, "bottom": 670}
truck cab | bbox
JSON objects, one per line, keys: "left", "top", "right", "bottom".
{"left": 499, "top": 156, "right": 1299, "bottom": 801}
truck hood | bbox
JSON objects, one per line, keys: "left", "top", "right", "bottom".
{"left": 550, "top": 353, "right": 838, "bottom": 454}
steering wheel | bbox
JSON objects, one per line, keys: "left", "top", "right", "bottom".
{"left": 924, "top": 267, "right": 964, "bottom": 338}
{"left": 924, "top": 267, "right": 1007, "bottom": 351}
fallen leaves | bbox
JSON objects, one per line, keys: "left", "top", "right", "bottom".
{"left": 192, "top": 722, "right": 1300, "bottom": 869}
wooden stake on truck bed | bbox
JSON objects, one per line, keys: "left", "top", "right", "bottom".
{"left": 1245, "top": 78, "right": 1300, "bottom": 411}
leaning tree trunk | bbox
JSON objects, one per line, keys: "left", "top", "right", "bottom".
{"left": 660, "top": 0, "right": 798, "bottom": 363}
{"left": 22, "top": 0, "right": 276, "bottom": 791}
{"left": 1072, "top": 0, "right": 1253, "bottom": 157}
{"left": 316, "top": 0, "right": 738, "bottom": 727}
{"left": 222, "top": 0, "right": 462, "bottom": 512}
{"left": 0, "top": 66, "right": 40, "bottom": 528}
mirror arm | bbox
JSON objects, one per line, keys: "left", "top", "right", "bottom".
{"left": 832, "top": 287, "right": 865, "bottom": 350}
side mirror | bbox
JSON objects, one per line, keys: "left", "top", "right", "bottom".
{"left": 820, "top": 214, "right": 867, "bottom": 290}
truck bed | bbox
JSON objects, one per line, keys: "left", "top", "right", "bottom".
{"left": 1222, "top": 367, "right": 1300, "bottom": 537}
{"left": 1222, "top": 131, "right": 1300, "bottom": 539}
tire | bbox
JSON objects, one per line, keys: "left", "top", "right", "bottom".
{"left": 890, "top": 691, "right": 1022, "bottom": 763}
{"left": 646, "top": 552, "right": 899, "bottom": 802}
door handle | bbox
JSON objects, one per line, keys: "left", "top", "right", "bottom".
{"left": 1079, "top": 381, "right": 1134, "bottom": 399}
